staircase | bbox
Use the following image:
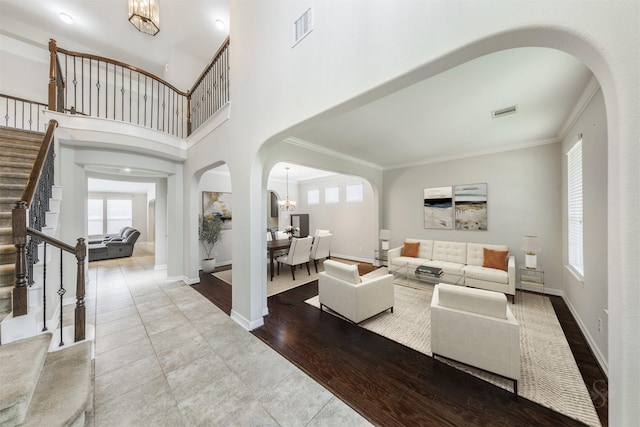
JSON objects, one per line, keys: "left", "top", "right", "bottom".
{"left": 0, "top": 332, "right": 92, "bottom": 426}
{"left": 0, "top": 127, "right": 43, "bottom": 321}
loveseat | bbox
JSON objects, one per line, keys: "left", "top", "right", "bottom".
{"left": 88, "top": 227, "right": 141, "bottom": 262}
{"left": 388, "top": 239, "right": 516, "bottom": 301}
{"left": 318, "top": 260, "right": 394, "bottom": 323}
{"left": 431, "top": 283, "right": 520, "bottom": 393}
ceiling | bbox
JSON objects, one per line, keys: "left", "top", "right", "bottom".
{"left": 1, "top": 1, "right": 594, "bottom": 179}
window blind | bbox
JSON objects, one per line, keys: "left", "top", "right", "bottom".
{"left": 567, "top": 139, "right": 584, "bottom": 276}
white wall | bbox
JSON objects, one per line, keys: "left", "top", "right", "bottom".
{"left": 384, "top": 143, "right": 562, "bottom": 291}
{"left": 87, "top": 192, "right": 149, "bottom": 242}
{"left": 297, "top": 175, "right": 376, "bottom": 262}
{"left": 562, "top": 88, "right": 608, "bottom": 372}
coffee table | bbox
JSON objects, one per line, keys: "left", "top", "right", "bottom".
{"left": 389, "top": 262, "right": 464, "bottom": 287}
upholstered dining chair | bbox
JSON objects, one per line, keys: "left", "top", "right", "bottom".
{"left": 309, "top": 233, "right": 332, "bottom": 273}
{"left": 266, "top": 231, "right": 273, "bottom": 241}
{"left": 276, "top": 236, "right": 313, "bottom": 280}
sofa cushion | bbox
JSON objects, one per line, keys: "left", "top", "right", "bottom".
{"left": 432, "top": 241, "right": 467, "bottom": 264}
{"left": 323, "top": 260, "right": 360, "bottom": 284}
{"left": 405, "top": 239, "right": 433, "bottom": 260}
{"left": 483, "top": 248, "right": 509, "bottom": 271}
{"left": 437, "top": 283, "right": 507, "bottom": 318}
{"left": 403, "top": 242, "right": 420, "bottom": 257}
{"left": 463, "top": 265, "right": 509, "bottom": 284}
{"left": 391, "top": 256, "right": 426, "bottom": 267}
{"left": 466, "top": 243, "right": 508, "bottom": 267}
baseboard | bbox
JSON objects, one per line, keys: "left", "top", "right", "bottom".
{"left": 154, "top": 264, "right": 167, "bottom": 271}
{"left": 171, "top": 275, "right": 199, "bottom": 285}
{"left": 517, "top": 283, "right": 563, "bottom": 296}
{"left": 330, "top": 253, "right": 373, "bottom": 264}
{"left": 230, "top": 309, "right": 264, "bottom": 331}
{"left": 562, "top": 296, "right": 609, "bottom": 378}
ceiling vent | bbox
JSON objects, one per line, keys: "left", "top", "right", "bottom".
{"left": 292, "top": 8, "right": 313, "bottom": 47}
{"left": 491, "top": 105, "right": 518, "bottom": 119}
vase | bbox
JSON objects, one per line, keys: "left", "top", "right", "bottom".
{"left": 202, "top": 258, "right": 216, "bottom": 273}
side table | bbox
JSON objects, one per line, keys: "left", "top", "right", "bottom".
{"left": 520, "top": 266, "right": 544, "bottom": 294}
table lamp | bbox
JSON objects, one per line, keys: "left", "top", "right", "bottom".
{"left": 379, "top": 229, "right": 391, "bottom": 250}
{"left": 521, "top": 236, "right": 541, "bottom": 269}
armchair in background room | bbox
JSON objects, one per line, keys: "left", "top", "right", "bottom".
{"left": 309, "top": 233, "right": 332, "bottom": 273}
{"left": 276, "top": 236, "right": 313, "bottom": 280}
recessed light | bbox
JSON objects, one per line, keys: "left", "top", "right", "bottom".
{"left": 59, "top": 12, "right": 74, "bottom": 25}
{"left": 123, "top": 168, "right": 132, "bottom": 173}
{"left": 215, "top": 19, "right": 225, "bottom": 30}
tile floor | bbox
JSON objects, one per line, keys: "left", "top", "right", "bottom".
{"left": 78, "top": 246, "right": 371, "bottom": 426}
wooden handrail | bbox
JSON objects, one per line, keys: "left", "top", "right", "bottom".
{"left": 21, "top": 120, "right": 58, "bottom": 206}
{"left": 51, "top": 39, "right": 188, "bottom": 96}
{"left": 0, "top": 93, "right": 47, "bottom": 107}
{"left": 189, "top": 36, "right": 230, "bottom": 95}
{"left": 27, "top": 227, "right": 75, "bottom": 254}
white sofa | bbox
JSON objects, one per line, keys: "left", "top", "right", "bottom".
{"left": 318, "top": 260, "right": 394, "bottom": 323}
{"left": 431, "top": 283, "right": 520, "bottom": 393}
{"left": 388, "top": 239, "right": 516, "bottom": 301}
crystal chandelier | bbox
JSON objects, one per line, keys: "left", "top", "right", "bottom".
{"left": 278, "top": 167, "right": 296, "bottom": 211}
{"left": 128, "top": 0, "right": 160, "bottom": 36}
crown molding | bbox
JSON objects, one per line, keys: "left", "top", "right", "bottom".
{"left": 284, "top": 137, "right": 383, "bottom": 171}
{"left": 557, "top": 76, "right": 601, "bottom": 141}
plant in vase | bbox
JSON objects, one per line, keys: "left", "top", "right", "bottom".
{"left": 199, "top": 214, "right": 223, "bottom": 273}
{"left": 284, "top": 225, "right": 300, "bottom": 238}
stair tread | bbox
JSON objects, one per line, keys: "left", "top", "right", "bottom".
{"left": 0, "top": 245, "right": 16, "bottom": 254}
{"left": 21, "top": 341, "right": 92, "bottom": 427}
{"left": 0, "top": 333, "right": 52, "bottom": 426}
{"left": 0, "top": 287, "right": 12, "bottom": 298}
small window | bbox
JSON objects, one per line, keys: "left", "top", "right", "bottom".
{"left": 325, "top": 186, "right": 339, "bottom": 204}
{"left": 292, "top": 8, "right": 313, "bottom": 47}
{"left": 567, "top": 138, "right": 584, "bottom": 276}
{"left": 346, "top": 183, "right": 363, "bottom": 203}
{"left": 87, "top": 199, "right": 103, "bottom": 235}
{"left": 307, "top": 189, "right": 319, "bottom": 205}
{"left": 106, "top": 199, "right": 133, "bottom": 234}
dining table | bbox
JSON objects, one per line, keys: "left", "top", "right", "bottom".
{"left": 267, "top": 238, "right": 291, "bottom": 281}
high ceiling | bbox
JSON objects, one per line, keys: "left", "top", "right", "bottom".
{"left": 1, "top": 1, "right": 594, "bottom": 177}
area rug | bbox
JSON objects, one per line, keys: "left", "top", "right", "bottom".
{"left": 212, "top": 259, "right": 377, "bottom": 297}
{"left": 305, "top": 284, "right": 601, "bottom": 427}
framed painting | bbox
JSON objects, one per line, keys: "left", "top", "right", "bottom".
{"left": 454, "top": 183, "right": 487, "bottom": 231}
{"left": 202, "top": 191, "right": 232, "bottom": 229}
{"left": 424, "top": 186, "right": 453, "bottom": 229}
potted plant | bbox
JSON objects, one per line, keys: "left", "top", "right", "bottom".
{"left": 199, "top": 214, "right": 223, "bottom": 273}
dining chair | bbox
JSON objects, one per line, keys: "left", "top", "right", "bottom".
{"left": 276, "top": 236, "right": 313, "bottom": 280}
{"left": 266, "top": 231, "right": 273, "bottom": 241}
{"left": 309, "top": 233, "right": 332, "bottom": 273}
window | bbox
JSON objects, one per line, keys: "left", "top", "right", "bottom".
{"left": 307, "top": 189, "right": 319, "bottom": 205}
{"left": 87, "top": 199, "right": 103, "bottom": 235}
{"left": 346, "top": 183, "right": 363, "bottom": 202}
{"left": 325, "top": 186, "right": 339, "bottom": 204}
{"left": 106, "top": 199, "right": 133, "bottom": 234}
{"left": 567, "top": 138, "right": 584, "bottom": 276}
{"left": 292, "top": 8, "right": 313, "bottom": 46}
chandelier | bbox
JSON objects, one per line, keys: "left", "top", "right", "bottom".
{"left": 278, "top": 167, "right": 297, "bottom": 211}
{"left": 128, "top": 0, "right": 160, "bottom": 36}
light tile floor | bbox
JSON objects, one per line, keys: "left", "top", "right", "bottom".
{"left": 77, "top": 246, "right": 371, "bottom": 426}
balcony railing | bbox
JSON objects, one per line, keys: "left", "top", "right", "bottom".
{"left": 49, "top": 37, "right": 230, "bottom": 138}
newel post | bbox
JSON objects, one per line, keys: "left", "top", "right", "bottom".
{"left": 48, "top": 39, "right": 58, "bottom": 111}
{"left": 12, "top": 201, "right": 28, "bottom": 316}
{"left": 74, "top": 237, "right": 86, "bottom": 342}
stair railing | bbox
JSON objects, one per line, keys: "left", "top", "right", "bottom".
{"left": 0, "top": 93, "right": 48, "bottom": 132}
{"left": 12, "top": 119, "right": 87, "bottom": 342}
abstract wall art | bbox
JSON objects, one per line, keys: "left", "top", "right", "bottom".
{"left": 423, "top": 186, "right": 453, "bottom": 229}
{"left": 454, "top": 183, "right": 487, "bottom": 231}
{"left": 202, "top": 191, "right": 233, "bottom": 229}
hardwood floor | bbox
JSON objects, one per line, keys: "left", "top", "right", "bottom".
{"left": 193, "top": 270, "right": 607, "bottom": 426}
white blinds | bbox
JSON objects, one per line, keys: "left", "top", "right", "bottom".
{"left": 567, "top": 139, "right": 584, "bottom": 276}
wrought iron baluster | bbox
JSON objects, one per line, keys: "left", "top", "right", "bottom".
{"left": 42, "top": 242, "right": 48, "bottom": 332}
{"left": 58, "top": 247, "right": 65, "bottom": 347}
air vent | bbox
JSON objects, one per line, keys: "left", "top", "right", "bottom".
{"left": 292, "top": 8, "right": 313, "bottom": 47}
{"left": 491, "top": 105, "right": 518, "bottom": 119}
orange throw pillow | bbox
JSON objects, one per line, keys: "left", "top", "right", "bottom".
{"left": 403, "top": 242, "right": 420, "bottom": 258}
{"left": 483, "top": 248, "right": 508, "bottom": 271}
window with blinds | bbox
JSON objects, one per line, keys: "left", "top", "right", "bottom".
{"left": 292, "top": 8, "right": 313, "bottom": 47}
{"left": 567, "top": 139, "right": 584, "bottom": 277}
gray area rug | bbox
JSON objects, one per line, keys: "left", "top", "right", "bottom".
{"left": 306, "top": 284, "right": 601, "bottom": 427}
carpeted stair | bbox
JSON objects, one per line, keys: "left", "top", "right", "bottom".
{"left": 0, "top": 126, "right": 43, "bottom": 320}
{"left": 0, "top": 332, "right": 92, "bottom": 426}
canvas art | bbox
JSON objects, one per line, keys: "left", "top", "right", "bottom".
{"left": 202, "top": 191, "right": 232, "bottom": 229}
{"left": 454, "top": 183, "right": 487, "bottom": 231}
{"left": 424, "top": 186, "right": 453, "bottom": 229}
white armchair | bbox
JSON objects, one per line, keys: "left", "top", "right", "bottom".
{"left": 276, "top": 236, "right": 313, "bottom": 280}
{"left": 309, "top": 233, "right": 332, "bottom": 272}
{"left": 431, "top": 283, "right": 520, "bottom": 393}
{"left": 318, "top": 260, "right": 394, "bottom": 323}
